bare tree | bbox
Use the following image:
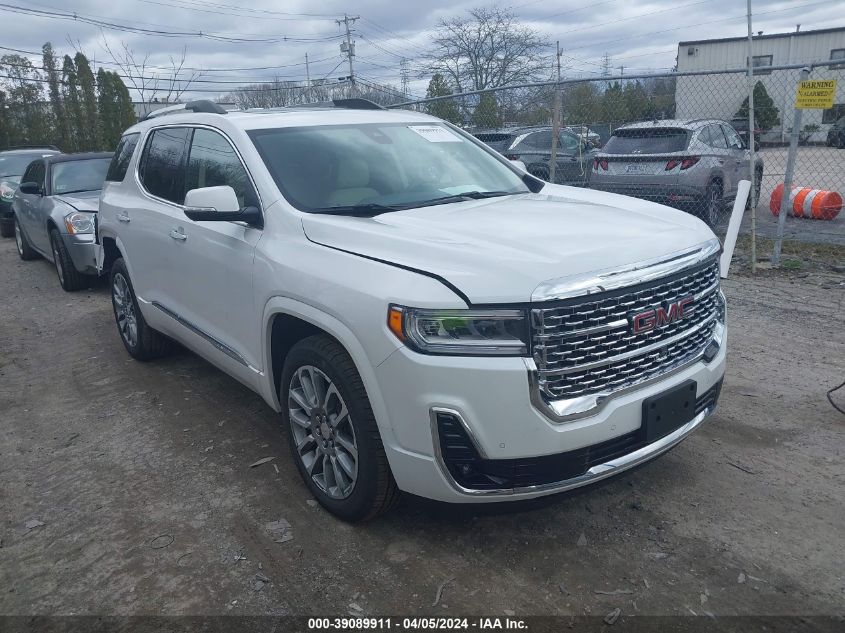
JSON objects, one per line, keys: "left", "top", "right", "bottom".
{"left": 100, "top": 39, "right": 200, "bottom": 106}
{"left": 423, "top": 7, "right": 550, "bottom": 93}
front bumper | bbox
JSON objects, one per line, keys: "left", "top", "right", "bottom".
{"left": 375, "top": 326, "right": 726, "bottom": 503}
{"left": 61, "top": 232, "right": 99, "bottom": 275}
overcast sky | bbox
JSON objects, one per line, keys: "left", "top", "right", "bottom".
{"left": 1, "top": 0, "right": 842, "bottom": 101}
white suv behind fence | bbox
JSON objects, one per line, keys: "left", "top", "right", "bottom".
{"left": 97, "top": 100, "right": 727, "bottom": 521}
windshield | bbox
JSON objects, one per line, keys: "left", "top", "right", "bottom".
{"left": 603, "top": 128, "right": 690, "bottom": 155}
{"left": 248, "top": 122, "right": 530, "bottom": 213}
{"left": 51, "top": 158, "right": 111, "bottom": 195}
{"left": 0, "top": 154, "right": 44, "bottom": 179}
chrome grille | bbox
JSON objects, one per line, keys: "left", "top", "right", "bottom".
{"left": 531, "top": 258, "right": 720, "bottom": 401}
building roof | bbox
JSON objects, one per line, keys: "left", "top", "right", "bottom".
{"left": 679, "top": 26, "right": 845, "bottom": 47}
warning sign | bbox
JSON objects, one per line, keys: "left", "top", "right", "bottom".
{"left": 795, "top": 80, "right": 836, "bottom": 109}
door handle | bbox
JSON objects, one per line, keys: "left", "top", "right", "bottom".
{"left": 169, "top": 228, "right": 187, "bottom": 241}
{"left": 116, "top": 213, "right": 130, "bottom": 223}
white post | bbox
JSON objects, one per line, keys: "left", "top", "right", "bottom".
{"left": 721, "top": 180, "right": 752, "bottom": 278}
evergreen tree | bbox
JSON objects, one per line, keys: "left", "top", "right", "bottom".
{"left": 424, "top": 74, "right": 462, "bottom": 125}
{"left": 563, "top": 82, "right": 600, "bottom": 125}
{"left": 62, "top": 55, "right": 82, "bottom": 151}
{"left": 42, "top": 43, "right": 66, "bottom": 149}
{"left": 601, "top": 82, "right": 629, "bottom": 124}
{"left": 113, "top": 72, "right": 137, "bottom": 133}
{"left": 471, "top": 92, "right": 501, "bottom": 128}
{"left": 97, "top": 67, "right": 116, "bottom": 150}
{"left": 75, "top": 53, "right": 99, "bottom": 150}
{"left": 735, "top": 81, "right": 780, "bottom": 131}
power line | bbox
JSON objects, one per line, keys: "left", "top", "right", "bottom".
{"left": 0, "top": 2, "right": 345, "bottom": 43}
{"left": 136, "top": 0, "right": 340, "bottom": 21}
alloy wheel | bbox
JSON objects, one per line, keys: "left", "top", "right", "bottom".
{"left": 288, "top": 365, "right": 358, "bottom": 499}
{"left": 112, "top": 273, "right": 138, "bottom": 348}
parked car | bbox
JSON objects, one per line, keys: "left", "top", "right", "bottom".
{"left": 12, "top": 152, "right": 113, "bottom": 290}
{"left": 97, "top": 100, "right": 726, "bottom": 521}
{"left": 826, "top": 116, "right": 845, "bottom": 148}
{"left": 472, "top": 125, "right": 593, "bottom": 186}
{"left": 564, "top": 125, "right": 602, "bottom": 148}
{"left": 0, "top": 146, "right": 61, "bottom": 237}
{"left": 590, "top": 119, "right": 764, "bottom": 226}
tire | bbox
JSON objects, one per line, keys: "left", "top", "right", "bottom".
{"left": 280, "top": 335, "right": 400, "bottom": 522}
{"left": 109, "top": 258, "right": 172, "bottom": 360}
{"left": 14, "top": 216, "right": 39, "bottom": 261}
{"left": 700, "top": 181, "right": 723, "bottom": 227}
{"left": 838, "top": 135, "right": 845, "bottom": 150}
{"left": 50, "top": 228, "right": 90, "bottom": 291}
{"left": 0, "top": 219, "right": 13, "bottom": 238}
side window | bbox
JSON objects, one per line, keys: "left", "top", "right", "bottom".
{"left": 723, "top": 125, "right": 743, "bottom": 150}
{"left": 559, "top": 131, "right": 580, "bottom": 153}
{"left": 21, "top": 160, "right": 43, "bottom": 186}
{"left": 185, "top": 128, "right": 258, "bottom": 208}
{"left": 706, "top": 124, "right": 728, "bottom": 149}
{"left": 139, "top": 127, "right": 191, "bottom": 204}
{"left": 106, "top": 133, "right": 140, "bottom": 182}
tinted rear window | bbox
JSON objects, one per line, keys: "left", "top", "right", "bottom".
{"left": 106, "top": 133, "right": 140, "bottom": 182}
{"left": 603, "top": 128, "right": 689, "bottom": 154}
{"left": 139, "top": 128, "right": 190, "bottom": 204}
{"left": 474, "top": 133, "right": 513, "bottom": 149}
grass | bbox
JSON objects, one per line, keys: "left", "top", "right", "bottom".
{"left": 733, "top": 235, "right": 845, "bottom": 269}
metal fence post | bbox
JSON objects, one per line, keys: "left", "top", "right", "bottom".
{"left": 772, "top": 66, "right": 811, "bottom": 266}
{"left": 746, "top": 0, "right": 756, "bottom": 273}
{"left": 549, "top": 41, "right": 562, "bottom": 183}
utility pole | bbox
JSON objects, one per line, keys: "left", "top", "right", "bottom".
{"left": 400, "top": 58, "right": 410, "bottom": 98}
{"left": 746, "top": 0, "right": 757, "bottom": 273}
{"left": 337, "top": 14, "right": 359, "bottom": 93}
{"left": 549, "top": 40, "right": 562, "bottom": 183}
{"left": 305, "top": 52, "right": 312, "bottom": 101}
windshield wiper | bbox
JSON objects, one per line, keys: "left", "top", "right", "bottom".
{"left": 57, "top": 188, "right": 97, "bottom": 195}
{"left": 311, "top": 203, "right": 405, "bottom": 217}
{"left": 413, "top": 190, "right": 519, "bottom": 207}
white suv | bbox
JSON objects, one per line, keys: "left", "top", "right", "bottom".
{"left": 97, "top": 99, "right": 726, "bottom": 521}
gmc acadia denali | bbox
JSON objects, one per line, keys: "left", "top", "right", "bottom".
{"left": 96, "top": 100, "right": 726, "bottom": 521}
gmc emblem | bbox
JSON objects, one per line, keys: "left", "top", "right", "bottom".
{"left": 631, "top": 296, "right": 694, "bottom": 334}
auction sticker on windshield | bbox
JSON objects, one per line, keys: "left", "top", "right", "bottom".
{"left": 408, "top": 125, "right": 463, "bottom": 142}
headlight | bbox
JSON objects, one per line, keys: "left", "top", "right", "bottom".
{"left": 64, "top": 211, "right": 95, "bottom": 234}
{"left": 388, "top": 305, "right": 529, "bottom": 356}
{"left": 0, "top": 183, "right": 14, "bottom": 200}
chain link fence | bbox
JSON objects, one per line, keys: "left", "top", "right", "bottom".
{"left": 387, "top": 62, "right": 845, "bottom": 246}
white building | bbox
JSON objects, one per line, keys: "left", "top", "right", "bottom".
{"left": 675, "top": 27, "right": 845, "bottom": 142}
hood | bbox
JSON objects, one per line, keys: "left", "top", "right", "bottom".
{"left": 301, "top": 189, "right": 715, "bottom": 304}
{"left": 54, "top": 190, "right": 101, "bottom": 213}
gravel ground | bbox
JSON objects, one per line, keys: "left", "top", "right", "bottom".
{"left": 1, "top": 236, "right": 843, "bottom": 621}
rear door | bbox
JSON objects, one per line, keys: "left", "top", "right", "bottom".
{"left": 722, "top": 124, "right": 748, "bottom": 190}
{"left": 129, "top": 126, "right": 192, "bottom": 309}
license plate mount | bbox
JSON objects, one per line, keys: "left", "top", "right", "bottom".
{"left": 642, "top": 380, "right": 697, "bottom": 443}
{"left": 626, "top": 163, "right": 650, "bottom": 174}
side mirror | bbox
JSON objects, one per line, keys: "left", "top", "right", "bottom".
{"left": 19, "top": 182, "right": 41, "bottom": 195}
{"left": 183, "top": 185, "right": 262, "bottom": 227}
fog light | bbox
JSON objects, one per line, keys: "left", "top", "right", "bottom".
{"left": 702, "top": 340, "right": 719, "bottom": 363}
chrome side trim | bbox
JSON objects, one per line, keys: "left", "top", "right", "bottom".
{"left": 431, "top": 406, "right": 714, "bottom": 498}
{"left": 151, "top": 301, "right": 251, "bottom": 369}
{"left": 531, "top": 238, "right": 720, "bottom": 302}
{"left": 529, "top": 320, "right": 724, "bottom": 423}
{"left": 429, "top": 407, "right": 488, "bottom": 459}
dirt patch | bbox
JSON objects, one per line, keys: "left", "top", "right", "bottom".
{"left": 0, "top": 238, "right": 843, "bottom": 618}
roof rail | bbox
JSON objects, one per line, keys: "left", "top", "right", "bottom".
{"left": 143, "top": 99, "right": 228, "bottom": 121}
{"left": 332, "top": 98, "right": 384, "bottom": 110}
{"left": 5, "top": 144, "right": 61, "bottom": 151}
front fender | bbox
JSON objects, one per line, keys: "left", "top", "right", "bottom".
{"left": 259, "top": 296, "right": 399, "bottom": 447}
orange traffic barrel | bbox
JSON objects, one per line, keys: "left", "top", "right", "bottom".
{"left": 770, "top": 184, "right": 842, "bottom": 220}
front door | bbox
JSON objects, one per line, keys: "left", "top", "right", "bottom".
{"left": 17, "top": 160, "right": 49, "bottom": 252}
{"left": 164, "top": 127, "right": 263, "bottom": 373}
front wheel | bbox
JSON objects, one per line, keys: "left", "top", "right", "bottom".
{"left": 50, "top": 229, "right": 90, "bottom": 291}
{"left": 280, "top": 335, "right": 399, "bottom": 521}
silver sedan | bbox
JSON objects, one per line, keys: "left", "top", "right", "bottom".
{"left": 12, "top": 152, "right": 112, "bottom": 291}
